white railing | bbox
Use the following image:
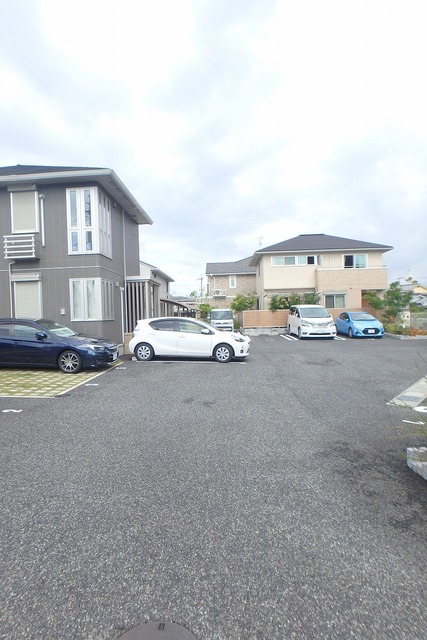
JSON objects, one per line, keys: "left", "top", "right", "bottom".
{"left": 4, "top": 234, "right": 38, "bottom": 260}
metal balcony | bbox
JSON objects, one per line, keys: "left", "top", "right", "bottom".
{"left": 4, "top": 234, "right": 39, "bottom": 260}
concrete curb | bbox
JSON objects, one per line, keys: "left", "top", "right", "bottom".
{"left": 407, "top": 448, "right": 427, "bottom": 480}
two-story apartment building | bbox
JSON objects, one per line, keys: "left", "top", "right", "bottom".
{"left": 205, "top": 256, "right": 256, "bottom": 307}
{"left": 249, "top": 234, "right": 393, "bottom": 310}
{"left": 0, "top": 164, "right": 153, "bottom": 344}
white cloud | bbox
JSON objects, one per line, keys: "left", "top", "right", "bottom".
{"left": 1, "top": 0, "right": 427, "bottom": 292}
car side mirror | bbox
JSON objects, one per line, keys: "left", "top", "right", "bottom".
{"left": 201, "top": 328, "right": 210, "bottom": 334}
{"left": 35, "top": 331, "right": 48, "bottom": 341}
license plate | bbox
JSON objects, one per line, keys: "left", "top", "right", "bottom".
{"left": 367, "top": 329, "right": 375, "bottom": 334}
{"left": 112, "top": 353, "right": 118, "bottom": 361}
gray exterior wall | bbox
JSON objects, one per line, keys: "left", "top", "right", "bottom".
{"left": 0, "top": 180, "right": 143, "bottom": 344}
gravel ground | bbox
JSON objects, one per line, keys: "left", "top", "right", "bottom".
{"left": 1, "top": 336, "right": 427, "bottom": 639}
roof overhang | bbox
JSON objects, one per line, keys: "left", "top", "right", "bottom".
{"left": 0, "top": 168, "right": 152, "bottom": 225}
{"left": 250, "top": 244, "right": 393, "bottom": 267}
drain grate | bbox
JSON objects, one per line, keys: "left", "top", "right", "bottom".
{"left": 120, "top": 621, "right": 197, "bottom": 639}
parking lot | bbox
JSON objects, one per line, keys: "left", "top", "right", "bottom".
{"left": 1, "top": 336, "right": 427, "bottom": 639}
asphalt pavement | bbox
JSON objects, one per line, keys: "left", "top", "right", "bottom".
{"left": 1, "top": 336, "right": 427, "bottom": 639}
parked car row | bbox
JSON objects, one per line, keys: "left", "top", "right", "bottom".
{"left": 287, "top": 305, "right": 384, "bottom": 339}
{"left": 0, "top": 308, "right": 384, "bottom": 374}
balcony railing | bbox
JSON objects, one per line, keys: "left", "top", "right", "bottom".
{"left": 4, "top": 234, "right": 39, "bottom": 260}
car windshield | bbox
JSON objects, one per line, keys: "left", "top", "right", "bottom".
{"left": 350, "top": 313, "right": 376, "bottom": 321}
{"left": 210, "top": 310, "right": 233, "bottom": 319}
{"left": 37, "top": 319, "right": 78, "bottom": 337}
{"left": 300, "top": 308, "right": 330, "bottom": 318}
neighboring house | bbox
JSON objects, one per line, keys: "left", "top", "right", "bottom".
{"left": 0, "top": 164, "right": 153, "bottom": 345}
{"left": 400, "top": 282, "right": 427, "bottom": 307}
{"left": 249, "top": 233, "right": 393, "bottom": 311}
{"left": 205, "top": 256, "right": 256, "bottom": 307}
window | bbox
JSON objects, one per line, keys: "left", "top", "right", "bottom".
{"left": 179, "top": 319, "right": 205, "bottom": 333}
{"left": 344, "top": 254, "right": 367, "bottom": 268}
{"left": 70, "top": 278, "right": 114, "bottom": 321}
{"left": 10, "top": 191, "right": 39, "bottom": 233}
{"left": 325, "top": 294, "right": 346, "bottom": 308}
{"left": 150, "top": 319, "right": 176, "bottom": 332}
{"left": 66, "top": 187, "right": 112, "bottom": 257}
{"left": 14, "top": 281, "right": 42, "bottom": 319}
{"left": 229, "top": 275, "right": 236, "bottom": 288}
{"left": 272, "top": 255, "right": 316, "bottom": 266}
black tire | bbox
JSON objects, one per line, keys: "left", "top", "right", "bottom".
{"left": 288, "top": 324, "right": 292, "bottom": 335}
{"left": 298, "top": 327, "right": 303, "bottom": 339}
{"left": 213, "top": 343, "right": 233, "bottom": 363}
{"left": 348, "top": 328, "right": 354, "bottom": 338}
{"left": 58, "top": 350, "right": 82, "bottom": 373}
{"left": 134, "top": 343, "right": 154, "bottom": 361}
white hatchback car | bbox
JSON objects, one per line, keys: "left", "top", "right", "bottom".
{"left": 129, "top": 317, "right": 250, "bottom": 363}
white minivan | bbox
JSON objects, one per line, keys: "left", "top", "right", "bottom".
{"left": 287, "top": 305, "right": 336, "bottom": 339}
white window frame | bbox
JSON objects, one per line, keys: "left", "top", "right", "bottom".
{"left": 229, "top": 275, "right": 236, "bottom": 288}
{"left": 272, "top": 255, "right": 316, "bottom": 266}
{"left": 66, "top": 187, "right": 112, "bottom": 257}
{"left": 324, "top": 293, "right": 346, "bottom": 308}
{"left": 10, "top": 191, "right": 39, "bottom": 233}
{"left": 344, "top": 254, "right": 367, "bottom": 269}
{"left": 70, "top": 277, "right": 114, "bottom": 321}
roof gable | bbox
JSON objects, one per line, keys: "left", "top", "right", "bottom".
{"left": 206, "top": 256, "right": 256, "bottom": 275}
{"left": 250, "top": 234, "right": 392, "bottom": 265}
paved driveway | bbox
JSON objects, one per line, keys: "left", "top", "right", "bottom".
{"left": 1, "top": 337, "right": 427, "bottom": 639}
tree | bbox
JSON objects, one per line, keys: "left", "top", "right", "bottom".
{"left": 230, "top": 293, "right": 257, "bottom": 313}
{"left": 269, "top": 292, "right": 320, "bottom": 311}
{"left": 189, "top": 290, "right": 198, "bottom": 299}
{"left": 364, "top": 281, "right": 414, "bottom": 322}
{"left": 198, "top": 302, "right": 212, "bottom": 319}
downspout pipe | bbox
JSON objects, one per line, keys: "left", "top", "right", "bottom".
{"left": 8, "top": 260, "right": 15, "bottom": 317}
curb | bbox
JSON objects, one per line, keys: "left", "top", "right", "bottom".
{"left": 407, "top": 447, "right": 427, "bottom": 481}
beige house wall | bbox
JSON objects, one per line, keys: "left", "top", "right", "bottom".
{"left": 316, "top": 267, "right": 388, "bottom": 308}
{"left": 207, "top": 273, "right": 256, "bottom": 308}
{"left": 255, "top": 251, "right": 389, "bottom": 310}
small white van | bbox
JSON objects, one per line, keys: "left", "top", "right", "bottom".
{"left": 208, "top": 309, "right": 234, "bottom": 331}
{"left": 287, "top": 304, "right": 336, "bottom": 339}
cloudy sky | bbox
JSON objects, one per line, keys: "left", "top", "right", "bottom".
{"left": 1, "top": 0, "right": 426, "bottom": 294}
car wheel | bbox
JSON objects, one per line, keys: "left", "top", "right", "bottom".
{"left": 297, "top": 327, "right": 303, "bottom": 339}
{"left": 348, "top": 328, "right": 354, "bottom": 338}
{"left": 213, "top": 343, "right": 233, "bottom": 363}
{"left": 288, "top": 324, "right": 292, "bottom": 335}
{"left": 58, "top": 350, "right": 82, "bottom": 373}
{"left": 134, "top": 343, "right": 154, "bottom": 361}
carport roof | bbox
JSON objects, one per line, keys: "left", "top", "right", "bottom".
{"left": 249, "top": 233, "right": 393, "bottom": 265}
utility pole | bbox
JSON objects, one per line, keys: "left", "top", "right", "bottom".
{"left": 197, "top": 275, "right": 204, "bottom": 300}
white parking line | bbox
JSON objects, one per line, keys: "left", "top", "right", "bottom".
{"left": 280, "top": 334, "right": 298, "bottom": 341}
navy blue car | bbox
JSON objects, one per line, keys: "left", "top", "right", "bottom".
{"left": 0, "top": 318, "right": 118, "bottom": 373}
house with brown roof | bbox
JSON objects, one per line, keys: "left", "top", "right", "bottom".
{"left": 249, "top": 233, "right": 393, "bottom": 310}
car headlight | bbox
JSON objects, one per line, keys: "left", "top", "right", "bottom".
{"left": 233, "top": 336, "right": 246, "bottom": 343}
{"left": 85, "top": 344, "right": 105, "bottom": 352}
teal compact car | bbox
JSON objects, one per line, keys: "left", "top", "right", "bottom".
{"left": 335, "top": 311, "right": 384, "bottom": 338}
